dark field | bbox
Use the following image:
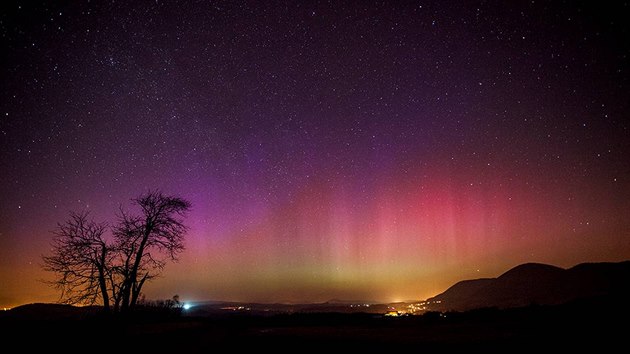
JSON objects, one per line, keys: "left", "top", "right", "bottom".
{"left": 1, "top": 295, "right": 627, "bottom": 352}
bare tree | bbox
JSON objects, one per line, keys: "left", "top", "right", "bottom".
{"left": 42, "top": 211, "right": 112, "bottom": 310}
{"left": 43, "top": 191, "right": 191, "bottom": 313}
{"left": 113, "top": 191, "right": 191, "bottom": 312}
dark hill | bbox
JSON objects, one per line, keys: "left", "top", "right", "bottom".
{"left": 3, "top": 303, "right": 95, "bottom": 320}
{"left": 427, "top": 261, "right": 630, "bottom": 311}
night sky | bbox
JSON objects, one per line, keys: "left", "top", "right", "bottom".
{"left": 1, "top": 1, "right": 629, "bottom": 308}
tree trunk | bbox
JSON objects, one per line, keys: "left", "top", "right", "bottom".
{"left": 113, "top": 286, "right": 122, "bottom": 312}
{"left": 120, "top": 282, "right": 131, "bottom": 312}
{"left": 130, "top": 274, "right": 148, "bottom": 308}
{"left": 98, "top": 248, "right": 110, "bottom": 311}
{"left": 97, "top": 268, "right": 110, "bottom": 311}
{"left": 122, "top": 220, "right": 153, "bottom": 312}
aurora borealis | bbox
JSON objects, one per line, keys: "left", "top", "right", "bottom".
{"left": 1, "top": 1, "right": 629, "bottom": 308}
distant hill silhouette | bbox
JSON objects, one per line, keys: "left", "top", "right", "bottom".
{"left": 324, "top": 299, "right": 379, "bottom": 305}
{"left": 427, "top": 261, "right": 630, "bottom": 311}
{"left": 3, "top": 303, "right": 95, "bottom": 320}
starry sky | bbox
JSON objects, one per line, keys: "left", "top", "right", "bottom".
{"left": 1, "top": 1, "right": 629, "bottom": 308}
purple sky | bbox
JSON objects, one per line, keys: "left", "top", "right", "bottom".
{"left": 1, "top": 1, "right": 629, "bottom": 307}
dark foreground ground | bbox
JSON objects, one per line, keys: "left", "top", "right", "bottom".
{"left": 1, "top": 295, "right": 627, "bottom": 352}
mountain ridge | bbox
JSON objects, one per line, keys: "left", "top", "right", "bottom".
{"left": 427, "top": 260, "right": 630, "bottom": 311}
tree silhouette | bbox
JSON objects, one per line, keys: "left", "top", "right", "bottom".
{"left": 113, "top": 191, "right": 191, "bottom": 312}
{"left": 43, "top": 211, "right": 112, "bottom": 310}
{"left": 42, "top": 191, "right": 191, "bottom": 313}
